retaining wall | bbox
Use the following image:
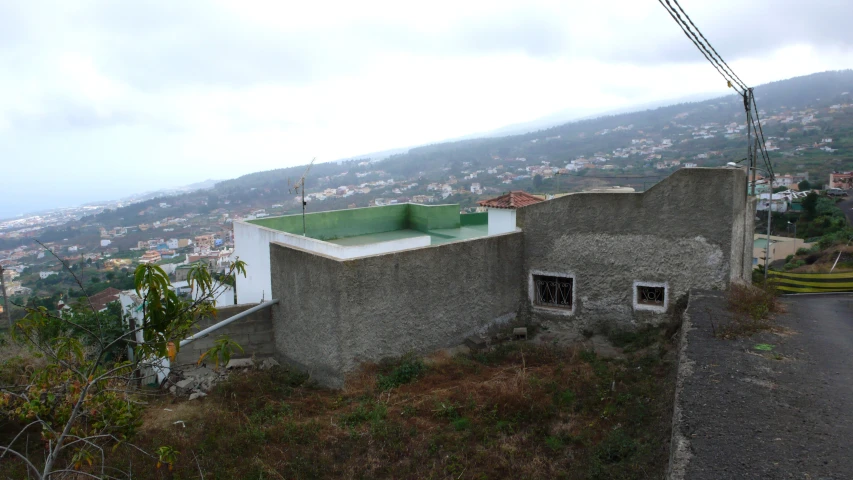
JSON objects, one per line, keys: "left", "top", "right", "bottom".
{"left": 516, "top": 167, "right": 752, "bottom": 333}
{"left": 175, "top": 303, "right": 275, "bottom": 366}
{"left": 269, "top": 231, "right": 525, "bottom": 388}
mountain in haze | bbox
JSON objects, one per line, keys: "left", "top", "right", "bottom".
{"left": 58, "top": 69, "right": 853, "bottom": 232}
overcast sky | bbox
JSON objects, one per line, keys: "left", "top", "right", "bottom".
{"left": 1, "top": 0, "right": 852, "bottom": 218}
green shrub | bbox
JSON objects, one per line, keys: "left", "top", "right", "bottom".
{"left": 818, "top": 228, "right": 853, "bottom": 250}
{"left": 451, "top": 417, "right": 470, "bottom": 431}
{"left": 377, "top": 355, "right": 426, "bottom": 390}
{"left": 783, "top": 259, "right": 805, "bottom": 271}
{"left": 593, "top": 429, "right": 637, "bottom": 464}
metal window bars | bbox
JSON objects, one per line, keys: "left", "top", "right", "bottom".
{"left": 637, "top": 285, "right": 665, "bottom": 305}
{"left": 534, "top": 275, "right": 573, "bottom": 309}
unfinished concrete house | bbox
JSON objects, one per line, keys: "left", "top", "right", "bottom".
{"left": 232, "top": 167, "right": 753, "bottom": 387}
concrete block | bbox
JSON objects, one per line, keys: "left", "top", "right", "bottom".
{"left": 248, "top": 332, "right": 274, "bottom": 345}
{"left": 259, "top": 357, "right": 280, "bottom": 370}
{"left": 189, "top": 391, "right": 207, "bottom": 401}
{"left": 464, "top": 335, "right": 488, "bottom": 350}
{"left": 226, "top": 358, "right": 255, "bottom": 369}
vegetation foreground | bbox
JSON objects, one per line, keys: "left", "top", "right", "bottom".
{"left": 2, "top": 335, "right": 677, "bottom": 479}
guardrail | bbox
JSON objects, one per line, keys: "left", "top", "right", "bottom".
{"left": 768, "top": 270, "right": 853, "bottom": 294}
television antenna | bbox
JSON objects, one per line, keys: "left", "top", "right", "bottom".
{"left": 288, "top": 157, "right": 317, "bottom": 236}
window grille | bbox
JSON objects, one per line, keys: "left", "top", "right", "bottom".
{"left": 637, "top": 285, "right": 665, "bottom": 306}
{"left": 533, "top": 275, "right": 573, "bottom": 309}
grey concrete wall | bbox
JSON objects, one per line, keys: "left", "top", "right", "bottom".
{"left": 175, "top": 303, "right": 275, "bottom": 366}
{"left": 269, "top": 232, "right": 524, "bottom": 388}
{"left": 516, "top": 167, "right": 751, "bottom": 333}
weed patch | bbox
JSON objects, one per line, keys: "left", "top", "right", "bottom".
{"left": 4, "top": 341, "right": 678, "bottom": 479}
{"left": 376, "top": 354, "right": 426, "bottom": 390}
{"left": 719, "top": 283, "right": 784, "bottom": 338}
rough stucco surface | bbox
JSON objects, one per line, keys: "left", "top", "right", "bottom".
{"left": 516, "top": 168, "right": 751, "bottom": 332}
{"left": 539, "top": 233, "right": 725, "bottom": 328}
{"left": 269, "top": 232, "right": 524, "bottom": 388}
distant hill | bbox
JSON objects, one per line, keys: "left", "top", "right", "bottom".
{"left": 69, "top": 69, "right": 853, "bottom": 232}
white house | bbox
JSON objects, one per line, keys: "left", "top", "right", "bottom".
{"left": 478, "top": 191, "right": 543, "bottom": 236}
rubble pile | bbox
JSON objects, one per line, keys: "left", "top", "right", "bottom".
{"left": 165, "top": 357, "right": 280, "bottom": 400}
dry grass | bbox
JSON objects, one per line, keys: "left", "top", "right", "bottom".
{"left": 1, "top": 338, "right": 678, "bottom": 480}
{"left": 0, "top": 334, "right": 48, "bottom": 387}
{"left": 720, "top": 283, "right": 785, "bottom": 338}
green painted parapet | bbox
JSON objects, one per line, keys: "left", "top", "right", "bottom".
{"left": 248, "top": 204, "right": 409, "bottom": 240}
{"left": 407, "top": 204, "right": 460, "bottom": 232}
{"left": 247, "top": 203, "right": 466, "bottom": 240}
{"left": 460, "top": 212, "right": 488, "bottom": 226}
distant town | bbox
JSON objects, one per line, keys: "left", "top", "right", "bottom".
{"left": 2, "top": 78, "right": 852, "bottom": 313}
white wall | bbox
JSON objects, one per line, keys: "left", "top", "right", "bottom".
{"left": 193, "top": 284, "right": 235, "bottom": 306}
{"left": 234, "top": 221, "right": 430, "bottom": 303}
{"left": 488, "top": 208, "right": 516, "bottom": 235}
{"left": 235, "top": 222, "right": 288, "bottom": 304}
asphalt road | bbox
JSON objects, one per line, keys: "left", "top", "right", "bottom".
{"left": 675, "top": 291, "right": 853, "bottom": 479}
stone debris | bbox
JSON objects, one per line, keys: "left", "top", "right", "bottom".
{"left": 259, "top": 357, "right": 280, "bottom": 370}
{"left": 225, "top": 358, "right": 255, "bottom": 369}
{"left": 167, "top": 357, "right": 276, "bottom": 399}
{"left": 464, "top": 335, "right": 488, "bottom": 351}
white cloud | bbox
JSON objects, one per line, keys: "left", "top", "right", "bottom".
{"left": 0, "top": 0, "right": 852, "bottom": 216}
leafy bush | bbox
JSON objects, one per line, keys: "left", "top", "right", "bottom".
{"left": 795, "top": 244, "right": 820, "bottom": 256}
{"left": 818, "top": 227, "right": 853, "bottom": 250}
{"left": 783, "top": 259, "right": 805, "bottom": 271}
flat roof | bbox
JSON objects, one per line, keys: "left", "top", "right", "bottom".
{"left": 326, "top": 224, "right": 489, "bottom": 247}
{"left": 245, "top": 203, "right": 489, "bottom": 246}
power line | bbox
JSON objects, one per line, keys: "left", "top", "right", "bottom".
{"left": 668, "top": 0, "right": 748, "bottom": 91}
{"left": 751, "top": 95, "right": 776, "bottom": 180}
{"left": 656, "top": 0, "right": 746, "bottom": 96}
{"left": 656, "top": 0, "right": 776, "bottom": 188}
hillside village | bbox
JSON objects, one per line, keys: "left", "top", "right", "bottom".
{"left": 1, "top": 72, "right": 853, "bottom": 318}
{"left": 3, "top": 0, "right": 853, "bottom": 474}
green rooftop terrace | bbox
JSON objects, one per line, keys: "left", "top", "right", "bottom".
{"left": 246, "top": 203, "right": 488, "bottom": 246}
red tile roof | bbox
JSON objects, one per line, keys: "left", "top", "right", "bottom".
{"left": 478, "top": 191, "right": 544, "bottom": 209}
{"left": 88, "top": 287, "right": 121, "bottom": 312}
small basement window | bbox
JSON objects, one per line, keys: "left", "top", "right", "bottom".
{"left": 533, "top": 274, "right": 574, "bottom": 310}
{"left": 633, "top": 281, "right": 668, "bottom": 312}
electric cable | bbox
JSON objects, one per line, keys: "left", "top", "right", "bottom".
{"left": 656, "top": 0, "right": 746, "bottom": 96}
{"left": 669, "top": 0, "right": 748, "bottom": 91}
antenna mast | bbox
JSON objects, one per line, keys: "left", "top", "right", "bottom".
{"left": 289, "top": 158, "right": 317, "bottom": 237}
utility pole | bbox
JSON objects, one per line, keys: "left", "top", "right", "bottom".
{"left": 764, "top": 184, "right": 774, "bottom": 285}
{"left": 747, "top": 89, "right": 755, "bottom": 197}
{"left": 0, "top": 265, "right": 11, "bottom": 329}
